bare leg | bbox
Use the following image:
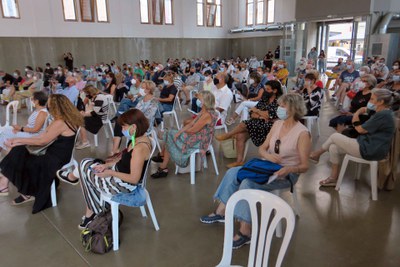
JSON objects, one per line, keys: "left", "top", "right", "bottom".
{"left": 111, "top": 136, "right": 121, "bottom": 155}
{"left": 234, "top": 222, "right": 251, "bottom": 240}
{"left": 216, "top": 122, "right": 247, "bottom": 141}
{"left": 159, "top": 149, "right": 170, "bottom": 169}
{"left": 0, "top": 173, "right": 9, "bottom": 190}
{"left": 80, "top": 127, "right": 88, "bottom": 143}
{"left": 85, "top": 207, "right": 94, "bottom": 218}
{"left": 235, "top": 132, "right": 249, "bottom": 163}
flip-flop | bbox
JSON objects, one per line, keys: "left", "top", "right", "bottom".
{"left": 12, "top": 195, "right": 34, "bottom": 206}
{"left": 0, "top": 187, "right": 9, "bottom": 196}
{"left": 319, "top": 177, "right": 337, "bottom": 187}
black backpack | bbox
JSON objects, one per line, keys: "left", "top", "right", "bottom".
{"left": 80, "top": 211, "right": 113, "bottom": 254}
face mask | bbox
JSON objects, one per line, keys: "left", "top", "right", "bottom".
{"left": 138, "top": 88, "right": 146, "bottom": 96}
{"left": 154, "top": 67, "right": 159, "bottom": 72}
{"left": 27, "top": 74, "right": 32, "bottom": 78}
{"left": 196, "top": 99, "right": 202, "bottom": 108}
{"left": 33, "top": 76, "right": 38, "bottom": 81}
{"left": 393, "top": 65, "right": 399, "bottom": 70}
{"left": 205, "top": 76, "right": 211, "bottom": 81}
{"left": 277, "top": 106, "right": 288, "bottom": 120}
{"left": 164, "top": 81, "right": 170, "bottom": 86}
{"left": 128, "top": 65, "right": 132, "bottom": 68}
{"left": 80, "top": 68, "right": 85, "bottom": 71}
{"left": 346, "top": 65, "right": 352, "bottom": 70}
{"left": 359, "top": 71, "right": 365, "bottom": 76}
{"left": 122, "top": 126, "right": 136, "bottom": 146}
{"left": 367, "top": 102, "right": 376, "bottom": 111}
{"left": 392, "top": 75, "right": 400, "bottom": 82}
{"left": 220, "top": 68, "right": 225, "bottom": 72}
{"left": 190, "top": 71, "right": 194, "bottom": 75}
{"left": 304, "top": 80, "right": 311, "bottom": 87}
{"left": 278, "top": 64, "right": 284, "bottom": 69}
{"left": 106, "top": 78, "right": 112, "bottom": 83}
{"left": 25, "top": 68, "right": 29, "bottom": 72}
{"left": 249, "top": 79, "right": 255, "bottom": 85}
{"left": 263, "top": 91, "right": 272, "bottom": 99}
{"left": 356, "top": 81, "right": 365, "bottom": 90}
{"left": 131, "top": 79, "right": 137, "bottom": 85}
{"left": 213, "top": 78, "right": 220, "bottom": 85}
{"left": 13, "top": 73, "right": 18, "bottom": 78}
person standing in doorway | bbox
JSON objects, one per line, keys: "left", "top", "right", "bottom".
{"left": 318, "top": 50, "right": 326, "bottom": 73}
{"left": 63, "top": 52, "right": 74, "bottom": 71}
{"left": 274, "top": 46, "right": 280, "bottom": 59}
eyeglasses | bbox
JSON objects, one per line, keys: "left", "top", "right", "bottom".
{"left": 274, "top": 139, "right": 281, "bottom": 154}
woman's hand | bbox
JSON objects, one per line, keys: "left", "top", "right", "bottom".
{"left": 92, "top": 164, "right": 107, "bottom": 173}
{"left": 274, "top": 166, "right": 292, "bottom": 178}
{"left": 4, "top": 138, "right": 23, "bottom": 148}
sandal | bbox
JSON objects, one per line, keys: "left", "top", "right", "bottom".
{"left": 225, "top": 117, "right": 236, "bottom": 126}
{"left": 12, "top": 195, "right": 34, "bottom": 206}
{"left": 0, "top": 187, "right": 9, "bottom": 196}
{"left": 151, "top": 168, "right": 168, "bottom": 179}
{"left": 319, "top": 177, "right": 337, "bottom": 187}
{"left": 309, "top": 152, "right": 320, "bottom": 164}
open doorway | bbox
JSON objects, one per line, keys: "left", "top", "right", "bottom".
{"left": 317, "top": 20, "right": 366, "bottom": 71}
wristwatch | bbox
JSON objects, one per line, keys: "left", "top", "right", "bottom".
{"left": 353, "top": 121, "right": 362, "bottom": 127}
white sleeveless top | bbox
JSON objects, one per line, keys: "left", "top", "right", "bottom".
{"left": 27, "top": 108, "right": 49, "bottom": 133}
{"left": 267, "top": 120, "right": 309, "bottom": 167}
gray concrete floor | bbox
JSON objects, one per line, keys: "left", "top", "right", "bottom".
{"left": 0, "top": 97, "right": 400, "bottom": 267}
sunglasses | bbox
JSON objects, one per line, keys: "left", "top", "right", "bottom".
{"left": 274, "top": 139, "right": 281, "bottom": 154}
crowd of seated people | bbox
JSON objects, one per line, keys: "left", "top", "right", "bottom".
{"left": 0, "top": 52, "right": 399, "bottom": 253}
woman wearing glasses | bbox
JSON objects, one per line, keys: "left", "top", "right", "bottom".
{"left": 200, "top": 94, "right": 311, "bottom": 249}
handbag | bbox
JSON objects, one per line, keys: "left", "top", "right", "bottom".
{"left": 237, "top": 158, "right": 282, "bottom": 184}
{"left": 346, "top": 90, "right": 357, "bottom": 99}
{"left": 220, "top": 138, "right": 237, "bottom": 158}
{"left": 26, "top": 139, "right": 56, "bottom": 156}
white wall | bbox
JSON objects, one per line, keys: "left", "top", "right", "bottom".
{"left": 0, "top": 0, "right": 230, "bottom": 38}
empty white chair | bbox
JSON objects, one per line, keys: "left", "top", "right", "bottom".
{"left": 4, "top": 101, "right": 18, "bottom": 126}
{"left": 216, "top": 189, "right": 295, "bottom": 267}
{"left": 100, "top": 137, "right": 160, "bottom": 251}
{"left": 175, "top": 138, "right": 219, "bottom": 185}
{"left": 214, "top": 110, "right": 228, "bottom": 133}
{"left": 175, "top": 90, "right": 182, "bottom": 111}
{"left": 50, "top": 128, "right": 81, "bottom": 207}
{"left": 94, "top": 95, "right": 114, "bottom": 147}
{"left": 302, "top": 116, "right": 320, "bottom": 136}
{"left": 335, "top": 154, "right": 378, "bottom": 201}
{"left": 161, "top": 96, "right": 180, "bottom": 130}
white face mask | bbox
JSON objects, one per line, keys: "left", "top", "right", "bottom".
{"left": 346, "top": 65, "right": 352, "bottom": 70}
{"left": 393, "top": 65, "right": 399, "bottom": 70}
{"left": 205, "top": 76, "right": 210, "bottom": 81}
{"left": 278, "top": 64, "right": 284, "bottom": 69}
{"left": 131, "top": 79, "right": 137, "bottom": 86}
{"left": 164, "top": 81, "right": 170, "bottom": 86}
{"left": 139, "top": 88, "right": 146, "bottom": 96}
{"left": 33, "top": 76, "right": 38, "bottom": 81}
{"left": 249, "top": 79, "right": 255, "bottom": 85}
{"left": 27, "top": 74, "right": 32, "bottom": 78}
{"left": 392, "top": 75, "right": 400, "bottom": 82}
{"left": 359, "top": 71, "right": 365, "bottom": 76}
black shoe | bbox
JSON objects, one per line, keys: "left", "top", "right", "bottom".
{"left": 56, "top": 169, "right": 79, "bottom": 185}
{"left": 151, "top": 168, "right": 168, "bottom": 179}
{"left": 78, "top": 213, "right": 96, "bottom": 230}
{"left": 151, "top": 154, "right": 164, "bottom": 163}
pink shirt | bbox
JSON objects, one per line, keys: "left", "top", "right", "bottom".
{"left": 267, "top": 120, "right": 309, "bottom": 167}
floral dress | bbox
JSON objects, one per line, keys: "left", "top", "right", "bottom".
{"left": 164, "top": 110, "right": 218, "bottom": 167}
{"left": 244, "top": 97, "right": 279, "bottom": 147}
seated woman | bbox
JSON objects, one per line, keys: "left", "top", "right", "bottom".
{"left": 116, "top": 74, "right": 142, "bottom": 115}
{"left": 56, "top": 109, "right": 152, "bottom": 229}
{"left": 158, "top": 72, "right": 177, "bottom": 114}
{"left": 104, "top": 72, "right": 117, "bottom": 99}
{"left": 0, "top": 80, "right": 15, "bottom": 103}
{"left": 226, "top": 72, "right": 265, "bottom": 125}
{"left": 151, "top": 91, "right": 218, "bottom": 178}
{"left": 329, "top": 74, "right": 376, "bottom": 133}
{"left": 110, "top": 80, "right": 159, "bottom": 156}
{"left": 75, "top": 85, "right": 110, "bottom": 149}
{"left": 114, "top": 72, "right": 129, "bottom": 102}
{"left": 200, "top": 93, "right": 311, "bottom": 249}
{"left": 275, "top": 60, "right": 289, "bottom": 86}
{"left": 301, "top": 73, "right": 323, "bottom": 116}
{"left": 215, "top": 80, "right": 282, "bottom": 168}
{"left": 0, "top": 94, "right": 83, "bottom": 213}
{"left": 0, "top": 91, "right": 49, "bottom": 153}
{"left": 311, "top": 89, "right": 397, "bottom": 187}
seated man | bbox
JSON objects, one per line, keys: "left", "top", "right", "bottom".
{"left": 181, "top": 67, "right": 200, "bottom": 105}
{"left": 333, "top": 60, "right": 360, "bottom": 107}
{"left": 371, "top": 57, "right": 389, "bottom": 83}
{"left": 325, "top": 57, "right": 345, "bottom": 89}
{"left": 116, "top": 74, "right": 142, "bottom": 115}
{"left": 54, "top": 76, "right": 79, "bottom": 105}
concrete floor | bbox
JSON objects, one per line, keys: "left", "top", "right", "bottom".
{"left": 0, "top": 97, "right": 400, "bottom": 267}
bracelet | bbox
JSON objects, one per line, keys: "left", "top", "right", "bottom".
{"left": 21, "top": 127, "right": 24, "bottom": 132}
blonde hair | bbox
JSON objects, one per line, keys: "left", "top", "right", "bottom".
{"left": 82, "top": 85, "right": 100, "bottom": 96}
{"left": 48, "top": 94, "right": 84, "bottom": 129}
{"left": 278, "top": 93, "right": 307, "bottom": 121}
{"left": 199, "top": 90, "right": 215, "bottom": 111}
{"left": 141, "top": 80, "right": 156, "bottom": 94}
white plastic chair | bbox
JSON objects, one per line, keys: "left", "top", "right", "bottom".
{"left": 175, "top": 139, "right": 219, "bottom": 185}
{"left": 175, "top": 90, "right": 182, "bottom": 111}
{"left": 50, "top": 128, "right": 81, "bottom": 207}
{"left": 215, "top": 110, "right": 228, "bottom": 133}
{"left": 335, "top": 154, "right": 378, "bottom": 201}
{"left": 4, "top": 101, "right": 18, "bottom": 126}
{"left": 94, "top": 95, "right": 114, "bottom": 146}
{"left": 161, "top": 96, "right": 180, "bottom": 130}
{"left": 302, "top": 116, "right": 320, "bottom": 136}
{"left": 216, "top": 189, "right": 295, "bottom": 267}
{"left": 100, "top": 137, "right": 160, "bottom": 251}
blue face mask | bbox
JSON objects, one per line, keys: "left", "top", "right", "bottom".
{"left": 367, "top": 102, "right": 376, "bottom": 111}
{"left": 196, "top": 99, "right": 202, "bottom": 108}
{"left": 277, "top": 106, "right": 288, "bottom": 120}
{"left": 122, "top": 126, "right": 136, "bottom": 146}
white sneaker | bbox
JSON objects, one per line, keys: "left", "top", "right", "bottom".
{"left": 76, "top": 141, "right": 90, "bottom": 150}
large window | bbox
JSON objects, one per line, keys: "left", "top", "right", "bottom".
{"left": 197, "top": 0, "right": 222, "bottom": 27}
{"left": 1, "top": 0, "right": 19, "bottom": 18}
{"left": 246, "top": 0, "right": 274, "bottom": 25}
{"left": 62, "top": 0, "right": 77, "bottom": 21}
{"left": 139, "top": 0, "right": 173, "bottom": 25}
{"left": 96, "top": 0, "right": 109, "bottom": 22}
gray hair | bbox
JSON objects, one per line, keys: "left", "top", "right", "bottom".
{"left": 371, "top": 88, "right": 398, "bottom": 107}
{"left": 278, "top": 93, "right": 307, "bottom": 121}
{"left": 359, "top": 66, "right": 371, "bottom": 73}
{"left": 362, "top": 74, "right": 377, "bottom": 89}
{"left": 199, "top": 90, "right": 215, "bottom": 111}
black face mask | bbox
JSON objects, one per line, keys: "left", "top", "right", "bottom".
{"left": 87, "top": 95, "right": 93, "bottom": 99}
{"left": 263, "top": 91, "right": 273, "bottom": 100}
{"left": 190, "top": 71, "right": 194, "bottom": 75}
{"left": 213, "top": 78, "right": 220, "bottom": 85}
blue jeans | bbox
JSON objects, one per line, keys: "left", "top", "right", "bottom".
{"left": 118, "top": 98, "right": 139, "bottom": 114}
{"left": 213, "top": 166, "right": 299, "bottom": 223}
